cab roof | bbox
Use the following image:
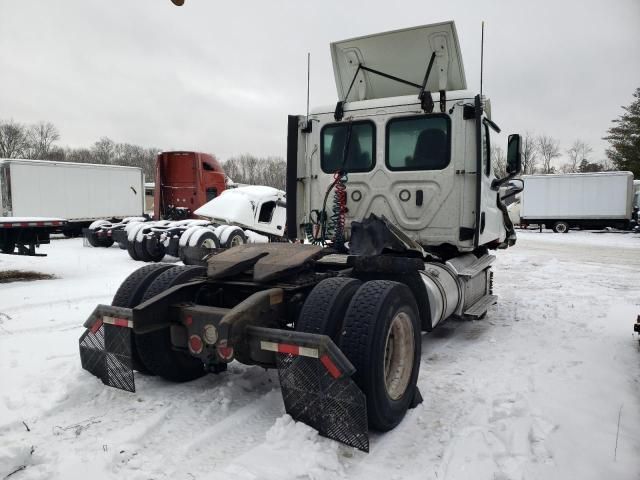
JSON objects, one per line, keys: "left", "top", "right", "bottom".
{"left": 310, "top": 90, "right": 478, "bottom": 116}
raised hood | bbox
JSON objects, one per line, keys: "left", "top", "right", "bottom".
{"left": 330, "top": 21, "right": 467, "bottom": 102}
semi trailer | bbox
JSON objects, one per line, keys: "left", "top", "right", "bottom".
{"left": 517, "top": 172, "right": 634, "bottom": 232}
{"left": 1, "top": 159, "right": 144, "bottom": 254}
{"left": 79, "top": 22, "right": 523, "bottom": 451}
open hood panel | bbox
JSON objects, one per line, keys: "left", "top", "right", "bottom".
{"left": 330, "top": 21, "right": 466, "bottom": 102}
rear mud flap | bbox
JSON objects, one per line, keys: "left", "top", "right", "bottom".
{"left": 276, "top": 353, "right": 369, "bottom": 452}
{"left": 79, "top": 306, "right": 135, "bottom": 392}
{"left": 249, "top": 327, "right": 369, "bottom": 452}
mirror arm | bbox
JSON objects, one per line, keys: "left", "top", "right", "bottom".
{"left": 483, "top": 117, "right": 501, "bottom": 133}
{"left": 491, "top": 171, "right": 518, "bottom": 190}
{"left": 500, "top": 184, "right": 524, "bottom": 201}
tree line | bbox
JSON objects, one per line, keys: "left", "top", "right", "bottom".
{"left": 491, "top": 134, "right": 614, "bottom": 178}
{"left": 0, "top": 118, "right": 287, "bottom": 187}
{"left": 491, "top": 87, "right": 640, "bottom": 178}
{"left": 2, "top": 87, "right": 639, "bottom": 185}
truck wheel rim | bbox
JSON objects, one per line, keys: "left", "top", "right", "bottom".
{"left": 229, "top": 235, "right": 243, "bottom": 247}
{"left": 201, "top": 238, "right": 217, "bottom": 248}
{"left": 383, "top": 311, "right": 415, "bottom": 400}
{"left": 557, "top": 224, "right": 567, "bottom": 233}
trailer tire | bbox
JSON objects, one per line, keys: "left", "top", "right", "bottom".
{"left": 1, "top": 239, "right": 15, "bottom": 254}
{"left": 111, "top": 263, "right": 177, "bottom": 373}
{"left": 135, "top": 266, "right": 207, "bottom": 383}
{"left": 144, "top": 236, "right": 166, "bottom": 262}
{"left": 553, "top": 221, "right": 569, "bottom": 233}
{"left": 339, "top": 280, "right": 421, "bottom": 431}
{"left": 296, "top": 277, "right": 361, "bottom": 340}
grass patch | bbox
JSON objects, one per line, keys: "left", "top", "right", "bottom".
{"left": 0, "top": 270, "right": 56, "bottom": 284}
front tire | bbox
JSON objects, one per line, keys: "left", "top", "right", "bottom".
{"left": 339, "top": 280, "right": 421, "bottom": 431}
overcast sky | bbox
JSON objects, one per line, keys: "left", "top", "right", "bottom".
{"left": 1, "top": 0, "right": 639, "bottom": 166}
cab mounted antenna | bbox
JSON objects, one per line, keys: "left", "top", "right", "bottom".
{"left": 480, "top": 21, "right": 485, "bottom": 99}
{"left": 303, "top": 53, "right": 312, "bottom": 132}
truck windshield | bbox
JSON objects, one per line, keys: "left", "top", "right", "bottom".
{"left": 321, "top": 121, "right": 375, "bottom": 173}
{"left": 386, "top": 114, "right": 450, "bottom": 171}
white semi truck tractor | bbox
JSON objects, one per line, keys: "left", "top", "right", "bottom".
{"left": 78, "top": 22, "right": 523, "bottom": 452}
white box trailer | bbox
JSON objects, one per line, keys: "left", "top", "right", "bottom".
{"left": 0, "top": 159, "right": 145, "bottom": 232}
{"left": 520, "top": 172, "right": 634, "bottom": 232}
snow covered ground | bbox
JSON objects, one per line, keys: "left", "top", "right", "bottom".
{"left": 1, "top": 231, "right": 639, "bottom": 479}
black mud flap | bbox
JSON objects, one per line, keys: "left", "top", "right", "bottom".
{"left": 249, "top": 327, "right": 369, "bottom": 452}
{"left": 79, "top": 305, "right": 135, "bottom": 392}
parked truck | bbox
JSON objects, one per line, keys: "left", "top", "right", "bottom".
{"left": 79, "top": 22, "right": 523, "bottom": 452}
{"left": 84, "top": 151, "right": 227, "bottom": 252}
{"left": 124, "top": 186, "right": 287, "bottom": 263}
{"left": 517, "top": 172, "right": 634, "bottom": 232}
{"left": 1, "top": 159, "right": 144, "bottom": 254}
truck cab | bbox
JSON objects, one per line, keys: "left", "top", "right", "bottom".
{"left": 154, "top": 151, "right": 226, "bottom": 220}
{"left": 287, "top": 22, "right": 520, "bottom": 256}
{"left": 79, "top": 22, "right": 523, "bottom": 453}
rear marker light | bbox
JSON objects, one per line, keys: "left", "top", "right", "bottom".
{"left": 189, "top": 335, "right": 203, "bottom": 354}
{"left": 217, "top": 345, "right": 234, "bottom": 361}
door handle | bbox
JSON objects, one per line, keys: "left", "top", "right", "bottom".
{"left": 416, "top": 189, "right": 423, "bottom": 207}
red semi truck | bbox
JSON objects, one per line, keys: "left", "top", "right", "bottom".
{"left": 154, "top": 151, "right": 226, "bottom": 220}
{"left": 85, "top": 151, "right": 230, "bottom": 256}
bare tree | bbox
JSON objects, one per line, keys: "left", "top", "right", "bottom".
{"left": 491, "top": 145, "right": 507, "bottom": 178}
{"left": 536, "top": 135, "right": 561, "bottom": 174}
{"left": 91, "top": 137, "right": 116, "bottom": 164}
{"left": 0, "top": 119, "right": 29, "bottom": 158}
{"left": 26, "top": 121, "right": 60, "bottom": 159}
{"left": 564, "top": 139, "right": 593, "bottom": 173}
{"left": 521, "top": 132, "right": 538, "bottom": 174}
{"left": 223, "top": 154, "right": 286, "bottom": 190}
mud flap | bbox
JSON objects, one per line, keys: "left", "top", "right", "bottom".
{"left": 276, "top": 354, "right": 368, "bottom": 452}
{"left": 249, "top": 327, "right": 369, "bottom": 452}
{"left": 79, "top": 305, "right": 135, "bottom": 392}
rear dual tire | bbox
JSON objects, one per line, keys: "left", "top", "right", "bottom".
{"left": 134, "top": 266, "right": 207, "bottom": 382}
{"left": 127, "top": 236, "right": 166, "bottom": 262}
{"left": 111, "top": 263, "right": 176, "bottom": 373}
{"left": 296, "top": 278, "right": 421, "bottom": 432}
{"left": 339, "top": 280, "right": 421, "bottom": 431}
{"left": 86, "top": 220, "right": 114, "bottom": 248}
